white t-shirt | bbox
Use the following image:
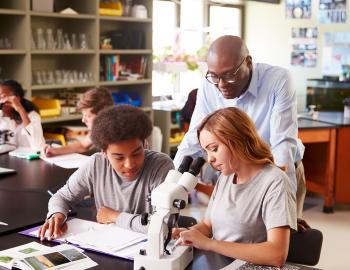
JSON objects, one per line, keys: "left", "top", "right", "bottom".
{"left": 205, "top": 164, "right": 297, "bottom": 243}
{"left": 0, "top": 110, "right": 45, "bottom": 151}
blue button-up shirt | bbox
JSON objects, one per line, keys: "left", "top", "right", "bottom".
{"left": 174, "top": 63, "right": 304, "bottom": 193}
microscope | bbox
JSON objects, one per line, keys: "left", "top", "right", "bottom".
{"left": 134, "top": 156, "right": 205, "bottom": 270}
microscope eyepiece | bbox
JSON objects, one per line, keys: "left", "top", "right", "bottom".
{"left": 188, "top": 157, "right": 206, "bottom": 176}
{"left": 177, "top": 156, "right": 193, "bottom": 174}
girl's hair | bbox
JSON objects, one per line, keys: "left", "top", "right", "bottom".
{"left": 90, "top": 104, "right": 153, "bottom": 151}
{"left": 0, "top": 80, "right": 38, "bottom": 122}
{"left": 77, "top": 87, "right": 114, "bottom": 114}
{"left": 197, "top": 107, "right": 274, "bottom": 166}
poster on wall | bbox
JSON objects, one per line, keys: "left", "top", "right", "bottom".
{"left": 291, "top": 27, "right": 318, "bottom": 67}
{"left": 319, "top": 0, "right": 347, "bottom": 23}
{"left": 322, "top": 32, "right": 350, "bottom": 76}
{"left": 286, "top": 0, "right": 311, "bottom": 19}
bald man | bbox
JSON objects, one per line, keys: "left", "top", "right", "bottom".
{"left": 174, "top": 35, "right": 306, "bottom": 220}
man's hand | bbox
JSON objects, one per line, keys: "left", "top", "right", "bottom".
{"left": 96, "top": 206, "right": 120, "bottom": 224}
{"left": 38, "top": 212, "right": 67, "bottom": 241}
{"left": 297, "top": 218, "right": 311, "bottom": 232}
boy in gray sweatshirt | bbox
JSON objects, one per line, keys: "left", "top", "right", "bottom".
{"left": 39, "top": 105, "right": 174, "bottom": 240}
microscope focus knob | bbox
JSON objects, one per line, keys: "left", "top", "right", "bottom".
{"left": 173, "top": 199, "right": 186, "bottom": 209}
{"left": 141, "top": 213, "right": 149, "bottom": 225}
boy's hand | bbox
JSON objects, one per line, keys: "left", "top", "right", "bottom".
{"left": 38, "top": 212, "right": 67, "bottom": 241}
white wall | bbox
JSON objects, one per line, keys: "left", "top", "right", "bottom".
{"left": 244, "top": 0, "right": 350, "bottom": 111}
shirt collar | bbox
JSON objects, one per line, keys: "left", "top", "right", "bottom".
{"left": 241, "top": 63, "right": 258, "bottom": 99}
{"left": 213, "top": 63, "right": 258, "bottom": 100}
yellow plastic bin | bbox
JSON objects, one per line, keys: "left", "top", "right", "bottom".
{"left": 32, "top": 97, "right": 61, "bottom": 118}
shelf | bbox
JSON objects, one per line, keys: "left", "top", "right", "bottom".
{"left": 99, "top": 49, "right": 152, "bottom": 55}
{"left": 99, "top": 79, "right": 152, "bottom": 86}
{"left": 0, "top": 1, "right": 153, "bottom": 125}
{"left": 41, "top": 114, "right": 82, "bottom": 124}
{"left": 32, "top": 83, "right": 96, "bottom": 90}
{"left": 31, "top": 50, "right": 96, "bottom": 55}
{"left": 0, "top": 49, "right": 26, "bottom": 55}
{"left": 99, "top": 15, "right": 152, "bottom": 23}
{"left": 0, "top": 9, "right": 25, "bottom": 15}
{"left": 30, "top": 12, "right": 96, "bottom": 20}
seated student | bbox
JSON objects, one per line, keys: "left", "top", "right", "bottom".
{"left": 39, "top": 105, "right": 174, "bottom": 240}
{"left": 173, "top": 107, "right": 296, "bottom": 267}
{"left": 42, "top": 87, "right": 114, "bottom": 157}
{"left": 0, "top": 80, "right": 45, "bottom": 151}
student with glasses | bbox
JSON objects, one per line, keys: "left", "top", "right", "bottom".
{"left": 174, "top": 35, "right": 307, "bottom": 227}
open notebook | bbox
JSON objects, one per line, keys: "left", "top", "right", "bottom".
{"left": 20, "top": 218, "right": 147, "bottom": 260}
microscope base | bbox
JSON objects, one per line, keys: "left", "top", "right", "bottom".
{"left": 134, "top": 246, "right": 193, "bottom": 270}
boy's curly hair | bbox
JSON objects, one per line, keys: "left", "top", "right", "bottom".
{"left": 91, "top": 105, "right": 152, "bottom": 150}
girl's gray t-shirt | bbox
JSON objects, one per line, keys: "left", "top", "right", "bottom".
{"left": 205, "top": 164, "right": 297, "bottom": 243}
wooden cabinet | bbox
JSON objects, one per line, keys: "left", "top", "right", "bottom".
{"left": 334, "top": 127, "right": 350, "bottom": 203}
{"left": 0, "top": 0, "right": 153, "bottom": 124}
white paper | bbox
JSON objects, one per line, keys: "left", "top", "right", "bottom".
{"left": 28, "top": 218, "right": 147, "bottom": 260}
{"left": 41, "top": 153, "right": 89, "bottom": 169}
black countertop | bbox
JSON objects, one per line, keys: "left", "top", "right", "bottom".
{"left": 298, "top": 111, "right": 350, "bottom": 127}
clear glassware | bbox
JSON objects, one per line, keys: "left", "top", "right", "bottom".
{"left": 63, "top": 34, "right": 72, "bottom": 49}
{"left": 55, "top": 70, "right": 62, "bottom": 84}
{"left": 46, "top": 28, "right": 56, "bottom": 49}
{"left": 36, "top": 28, "right": 46, "bottom": 50}
{"left": 62, "top": 70, "right": 69, "bottom": 84}
{"left": 35, "top": 71, "right": 43, "bottom": 85}
{"left": 83, "top": 72, "right": 89, "bottom": 83}
{"left": 41, "top": 71, "right": 47, "bottom": 84}
{"left": 71, "top": 33, "right": 77, "bottom": 49}
{"left": 123, "top": 0, "right": 132, "bottom": 16}
{"left": 68, "top": 70, "right": 75, "bottom": 83}
{"left": 78, "top": 71, "right": 84, "bottom": 83}
{"left": 79, "top": 33, "right": 88, "bottom": 49}
{"left": 47, "top": 71, "right": 55, "bottom": 84}
{"left": 56, "top": 29, "right": 64, "bottom": 49}
{"left": 88, "top": 72, "right": 94, "bottom": 82}
{"left": 4, "top": 38, "right": 11, "bottom": 49}
{"left": 73, "top": 70, "right": 78, "bottom": 83}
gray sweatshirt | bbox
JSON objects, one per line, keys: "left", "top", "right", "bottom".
{"left": 47, "top": 150, "right": 174, "bottom": 233}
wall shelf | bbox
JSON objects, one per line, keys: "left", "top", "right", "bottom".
{"left": 0, "top": 0, "right": 153, "bottom": 125}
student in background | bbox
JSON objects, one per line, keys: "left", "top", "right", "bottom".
{"left": 39, "top": 105, "right": 174, "bottom": 239}
{"left": 0, "top": 80, "right": 45, "bottom": 151}
{"left": 173, "top": 107, "right": 296, "bottom": 267}
{"left": 42, "top": 87, "right": 114, "bottom": 157}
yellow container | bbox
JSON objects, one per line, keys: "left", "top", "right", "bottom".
{"left": 44, "top": 132, "right": 66, "bottom": 146}
{"left": 32, "top": 97, "right": 61, "bottom": 118}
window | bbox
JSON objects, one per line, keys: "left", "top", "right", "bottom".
{"left": 152, "top": 1, "right": 244, "bottom": 98}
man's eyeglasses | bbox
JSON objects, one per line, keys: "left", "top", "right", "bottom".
{"left": 205, "top": 57, "right": 247, "bottom": 85}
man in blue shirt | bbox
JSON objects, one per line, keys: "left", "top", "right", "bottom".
{"left": 174, "top": 35, "right": 306, "bottom": 221}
